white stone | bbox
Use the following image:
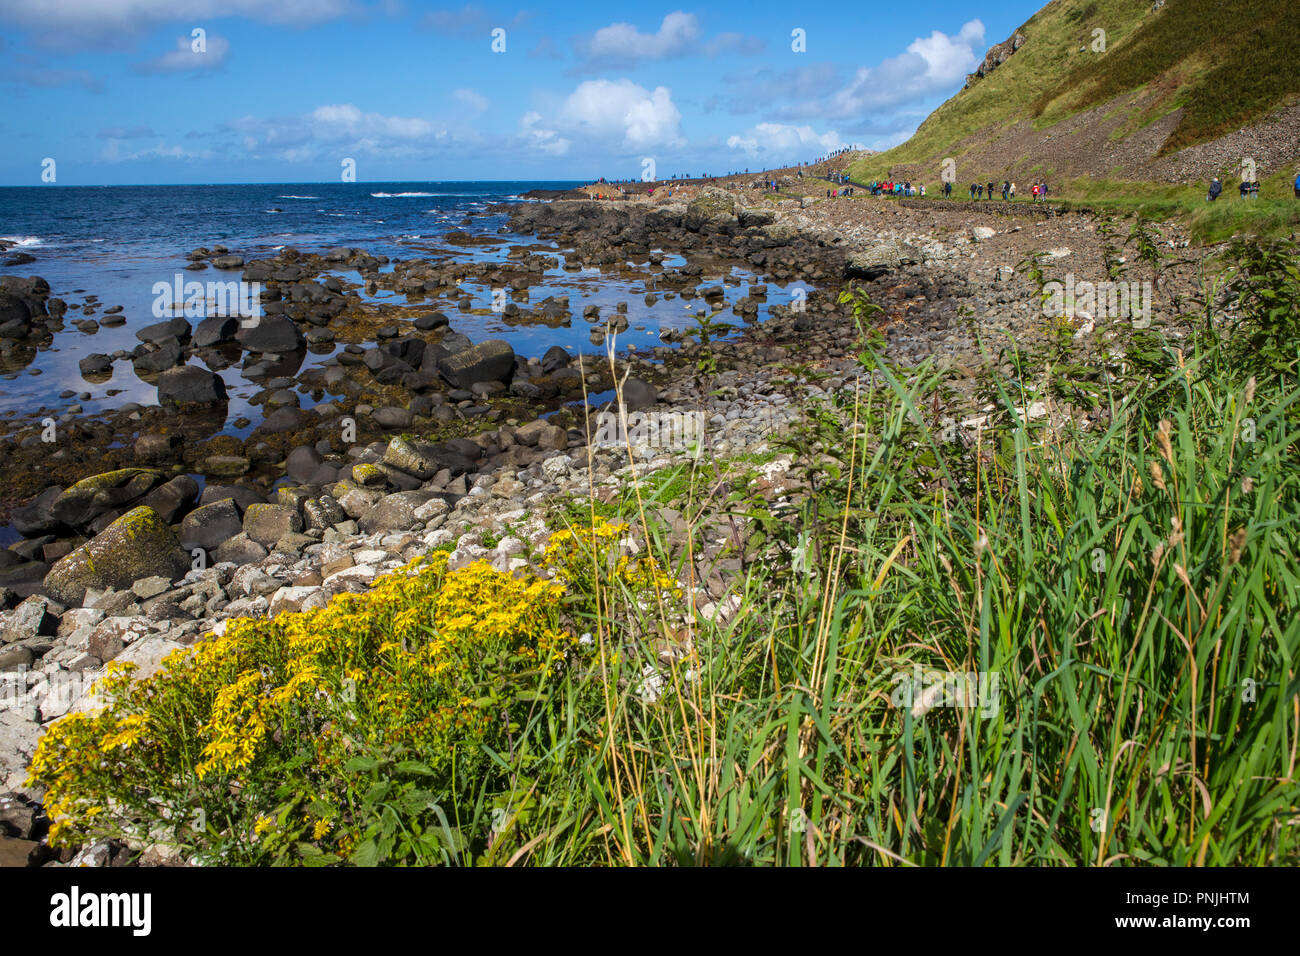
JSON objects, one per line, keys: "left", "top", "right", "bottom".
{"left": 268, "top": 586, "right": 321, "bottom": 617}
{"left": 323, "top": 564, "right": 377, "bottom": 587}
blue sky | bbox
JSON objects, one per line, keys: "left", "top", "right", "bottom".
{"left": 0, "top": 1, "right": 1042, "bottom": 185}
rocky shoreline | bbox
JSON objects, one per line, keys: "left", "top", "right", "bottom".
{"left": 0, "top": 181, "right": 1199, "bottom": 865}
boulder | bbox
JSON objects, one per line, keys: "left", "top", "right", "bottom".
{"left": 139, "top": 475, "right": 199, "bottom": 524}
{"left": 685, "top": 187, "right": 739, "bottom": 230}
{"left": 241, "top": 503, "right": 302, "bottom": 547}
{"left": 373, "top": 406, "right": 413, "bottom": 429}
{"left": 621, "top": 378, "right": 658, "bottom": 411}
{"left": 0, "top": 594, "right": 61, "bottom": 642}
{"left": 359, "top": 491, "right": 442, "bottom": 534}
{"left": 204, "top": 455, "right": 250, "bottom": 478}
{"left": 199, "top": 484, "right": 265, "bottom": 514}
{"left": 337, "top": 486, "right": 384, "bottom": 519}
{"left": 738, "top": 207, "right": 778, "bottom": 227}
{"left": 193, "top": 314, "right": 239, "bottom": 347}
{"left": 413, "top": 312, "right": 449, "bottom": 331}
{"left": 213, "top": 533, "right": 268, "bottom": 566}
{"left": 382, "top": 436, "right": 438, "bottom": 480}
{"left": 845, "top": 241, "right": 920, "bottom": 280}
{"left": 51, "top": 468, "right": 164, "bottom": 529}
{"left": 10, "top": 486, "right": 63, "bottom": 537}
{"left": 132, "top": 338, "right": 184, "bottom": 373}
{"left": 303, "top": 495, "right": 347, "bottom": 531}
{"left": 135, "top": 317, "right": 191, "bottom": 345}
{"left": 439, "top": 332, "right": 472, "bottom": 355}
{"left": 284, "top": 445, "right": 323, "bottom": 483}
{"left": 541, "top": 345, "right": 571, "bottom": 373}
{"left": 0, "top": 710, "right": 41, "bottom": 795}
{"left": 236, "top": 315, "right": 304, "bottom": 353}
{"left": 157, "top": 365, "right": 227, "bottom": 406}
{"left": 78, "top": 353, "right": 112, "bottom": 377}
{"left": 42, "top": 507, "right": 189, "bottom": 607}
{"left": 133, "top": 432, "right": 179, "bottom": 463}
{"left": 178, "top": 499, "right": 243, "bottom": 553}
{"left": 514, "top": 419, "right": 568, "bottom": 449}
{"left": 436, "top": 339, "right": 515, "bottom": 387}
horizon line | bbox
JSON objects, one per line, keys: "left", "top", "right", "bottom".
{"left": 0, "top": 178, "right": 594, "bottom": 189}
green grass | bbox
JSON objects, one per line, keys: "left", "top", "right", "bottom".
{"left": 1053, "top": 171, "right": 1300, "bottom": 242}
{"left": 507, "top": 298, "right": 1299, "bottom": 865}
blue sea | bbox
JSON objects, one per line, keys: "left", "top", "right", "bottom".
{"left": 0, "top": 180, "right": 805, "bottom": 427}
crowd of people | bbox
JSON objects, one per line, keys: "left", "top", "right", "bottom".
{"left": 955, "top": 180, "right": 1050, "bottom": 200}
{"left": 1206, "top": 176, "right": 1272, "bottom": 201}
{"left": 866, "top": 180, "right": 923, "bottom": 197}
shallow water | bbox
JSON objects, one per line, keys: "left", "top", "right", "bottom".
{"left": 0, "top": 182, "right": 807, "bottom": 436}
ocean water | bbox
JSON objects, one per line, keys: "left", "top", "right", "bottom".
{"left": 0, "top": 181, "right": 807, "bottom": 427}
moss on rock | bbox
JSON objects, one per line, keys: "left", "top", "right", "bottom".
{"left": 50, "top": 468, "right": 164, "bottom": 528}
{"left": 43, "top": 506, "right": 189, "bottom": 606}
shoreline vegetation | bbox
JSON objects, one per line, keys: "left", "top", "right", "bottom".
{"left": 2, "top": 159, "right": 1298, "bottom": 866}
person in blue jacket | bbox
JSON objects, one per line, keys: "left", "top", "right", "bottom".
{"left": 1207, "top": 177, "right": 1222, "bottom": 201}
{"left": 1295, "top": 170, "right": 1300, "bottom": 198}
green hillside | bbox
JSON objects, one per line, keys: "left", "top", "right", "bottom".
{"left": 852, "top": 0, "right": 1300, "bottom": 184}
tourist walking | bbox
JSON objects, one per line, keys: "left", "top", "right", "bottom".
{"left": 1207, "top": 177, "right": 1222, "bottom": 202}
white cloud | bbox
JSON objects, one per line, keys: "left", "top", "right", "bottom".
{"left": 132, "top": 33, "right": 230, "bottom": 74}
{"left": 517, "top": 80, "right": 684, "bottom": 157}
{"left": 554, "top": 79, "right": 683, "bottom": 150}
{"left": 520, "top": 110, "right": 571, "bottom": 156}
{"left": 452, "top": 88, "right": 490, "bottom": 113}
{"left": 99, "top": 138, "right": 212, "bottom": 162}
{"left": 307, "top": 103, "right": 435, "bottom": 140}
{"left": 827, "top": 20, "right": 985, "bottom": 117}
{"left": 0, "top": 0, "right": 354, "bottom": 48}
{"left": 587, "top": 11, "right": 699, "bottom": 60}
{"left": 727, "top": 122, "right": 844, "bottom": 158}
{"left": 225, "top": 103, "right": 453, "bottom": 164}
{"left": 573, "top": 11, "right": 761, "bottom": 69}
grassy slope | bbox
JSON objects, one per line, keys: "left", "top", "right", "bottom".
{"left": 1031, "top": 0, "right": 1300, "bottom": 152}
{"left": 866, "top": 0, "right": 1152, "bottom": 169}
{"left": 850, "top": 0, "right": 1300, "bottom": 239}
